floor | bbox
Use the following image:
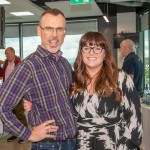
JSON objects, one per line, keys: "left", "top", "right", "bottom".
{"left": 0, "top": 133, "right": 31, "bottom": 150}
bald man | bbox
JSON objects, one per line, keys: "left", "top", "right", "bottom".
{"left": 120, "top": 39, "right": 144, "bottom": 98}
{"left": 0, "top": 47, "right": 28, "bottom": 144}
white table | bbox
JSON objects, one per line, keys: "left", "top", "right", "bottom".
{"left": 141, "top": 104, "right": 150, "bottom": 150}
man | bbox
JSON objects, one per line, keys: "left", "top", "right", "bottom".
{"left": 0, "top": 47, "right": 28, "bottom": 144}
{"left": 120, "top": 39, "right": 144, "bottom": 97}
{"left": 0, "top": 9, "right": 76, "bottom": 150}
{"left": 0, "top": 47, "right": 20, "bottom": 81}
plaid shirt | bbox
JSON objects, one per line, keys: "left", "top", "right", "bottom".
{"left": 0, "top": 46, "right": 77, "bottom": 141}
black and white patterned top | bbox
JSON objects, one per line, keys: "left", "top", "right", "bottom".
{"left": 72, "top": 71, "right": 142, "bottom": 150}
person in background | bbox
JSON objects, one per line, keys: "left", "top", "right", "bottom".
{"left": 0, "top": 47, "right": 28, "bottom": 144}
{"left": 0, "top": 47, "right": 20, "bottom": 81}
{"left": 24, "top": 32, "right": 142, "bottom": 150}
{"left": 119, "top": 39, "right": 144, "bottom": 98}
{"left": 0, "top": 9, "right": 76, "bottom": 150}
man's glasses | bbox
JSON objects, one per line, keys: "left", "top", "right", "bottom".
{"left": 39, "top": 26, "right": 66, "bottom": 35}
{"left": 82, "top": 46, "right": 104, "bottom": 54}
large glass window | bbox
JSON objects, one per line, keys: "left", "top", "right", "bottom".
{"left": 0, "top": 19, "right": 97, "bottom": 66}
{"left": 22, "top": 24, "right": 40, "bottom": 58}
{"left": 144, "top": 30, "right": 150, "bottom": 89}
{"left": 0, "top": 25, "right": 20, "bottom": 61}
{"left": 22, "top": 33, "right": 81, "bottom": 66}
{"left": 0, "top": 49, "right": 5, "bottom": 61}
{"left": 23, "top": 36, "right": 40, "bottom": 58}
{"left": 61, "top": 34, "right": 82, "bottom": 65}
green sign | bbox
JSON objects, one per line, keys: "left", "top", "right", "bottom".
{"left": 70, "top": 0, "right": 92, "bottom": 5}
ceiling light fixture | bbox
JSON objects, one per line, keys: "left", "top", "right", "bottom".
{"left": 10, "top": 12, "right": 34, "bottom": 16}
{"left": 0, "top": 0, "right": 11, "bottom": 5}
{"left": 103, "top": 16, "right": 109, "bottom": 22}
{"left": 103, "top": 3, "right": 109, "bottom": 23}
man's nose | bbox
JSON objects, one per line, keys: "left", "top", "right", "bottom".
{"left": 51, "top": 29, "right": 57, "bottom": 36}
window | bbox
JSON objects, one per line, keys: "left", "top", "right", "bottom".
{"left": 22, "top": 23, "right": 40, "bottom": 58}
{"left": 0, "top": 25, "right": 20, "bottom": 61}
{"left": 1, "top": 19, "right": 98, "bottom": 66}
{"left": 144, "top": 30, "right": 150, "bottom": 89}
{"left": 61, "top": 34, "right": 82, "bottom": 65}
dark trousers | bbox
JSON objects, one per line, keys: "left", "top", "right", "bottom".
{"left": 12, "top": 100, "right": 28, "bottom": 127}
{"left": 31, "top": 137, "right": 77, "bottom": 150}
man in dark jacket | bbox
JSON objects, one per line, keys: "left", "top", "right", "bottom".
{"left": 119, "top": 39, "right": 144, "bottom": 98}
{"left": 0, "top": 47, "right": 28, "bottom": 144}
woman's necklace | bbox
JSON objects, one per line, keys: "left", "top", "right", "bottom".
{"left": 87, "top": 73, "right": 98, "bottom": 95}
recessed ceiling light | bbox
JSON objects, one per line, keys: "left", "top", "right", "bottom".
{"left": 0, "top": 0, "right": 11, "bottom": 5}
{"left": 10, "top": 12, "right": 34, "bottom": 16}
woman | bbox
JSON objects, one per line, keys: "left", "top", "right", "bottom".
{"left": 70, "top": 32, "right": 142, "bottom": 150}
{"left": 24, "top": 32, "right": 142, "bottom": 150}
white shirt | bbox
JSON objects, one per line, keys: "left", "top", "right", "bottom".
{"left": 5, "top": 60, "right": 15, "bottom": 80}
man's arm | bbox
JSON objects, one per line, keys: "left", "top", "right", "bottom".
{"left": 0, "top": 62, "right": 31, "bottom": 140}
{"left": 122, "top": 59, "right": 134, "bottom": 81}
{"left": 28, "top": 120, "right": 58, "bottom": 142}
{"left": 23, "top": 100, "right": 59, "bottom": 142}
{"left": 0, "top": 62, "right": 59, "bottom": 142}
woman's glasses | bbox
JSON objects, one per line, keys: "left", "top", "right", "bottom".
{"left": 82, "top": 46, "right": 104, "bottom": 54}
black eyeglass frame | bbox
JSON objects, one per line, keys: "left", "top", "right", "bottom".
{"left": 81, "top": 46, "right": 104, "bottom": 54}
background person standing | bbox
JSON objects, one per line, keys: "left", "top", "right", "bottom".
{"left": 0, "top": 47, "right": 28, "bottom": 144}
{"left": 119, "top": 39, "right": 144, "bottom": 98}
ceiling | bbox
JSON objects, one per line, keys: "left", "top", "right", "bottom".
{"left": 1, "top": 0, "right": 44, "bottom": 23}
{"left": 1, "top": 0, "right": 150, "bottom": 23}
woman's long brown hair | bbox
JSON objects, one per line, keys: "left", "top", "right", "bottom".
{"left": 70, "top": 32, "right": 122, "bottom": 102}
